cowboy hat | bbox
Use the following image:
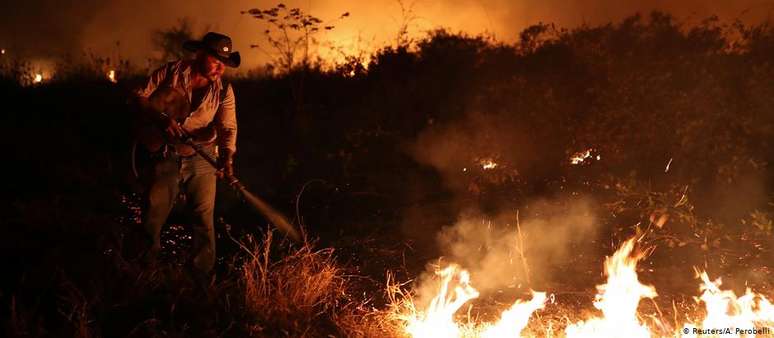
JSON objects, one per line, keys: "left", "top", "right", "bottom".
{"left": 183, "top": 32, "right": 241, "bottom": 68}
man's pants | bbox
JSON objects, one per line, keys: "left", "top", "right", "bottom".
{"left": 142, "top": 145, "right": 217, "bottom": 273}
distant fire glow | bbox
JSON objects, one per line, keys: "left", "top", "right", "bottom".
{"left": 480, "top": 159, "right": 498, "bottom": 170}
{"left": 1, "top": 49, "right": 5, "bottom": 55}
{"left": 33, "top": 73, "right": 43, "bottom": 83}
{"left": 570, "top": 148, "right": 600, "bottom": 165}
{"left": 107, "top": 69, "right": 117, "bottom": 83}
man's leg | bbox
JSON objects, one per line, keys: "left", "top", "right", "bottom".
{"left": 142, "top": 157, "right": 180, "bottom": 265}
{"left": 185, "top": 159, "right": 217, "bottom": 273}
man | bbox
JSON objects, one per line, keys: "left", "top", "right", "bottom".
{"left": 134, "top": 32, "right": 240, "bottom": 275}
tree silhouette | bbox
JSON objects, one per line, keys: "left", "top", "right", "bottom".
{"left": 242, "top": 3, "right": 349, "bottom": 72}
{"left": 151, "top": 18, "right": 209, "bottom": 66}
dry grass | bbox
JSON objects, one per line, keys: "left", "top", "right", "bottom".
{"left": 237, "top": 230, "right": 384, "bottom": 337}
{"left": 56, "top": 276, "right": 94, "bottom": 338}
{"left": 3, "top": 228, "right": 394, "bottom": 338}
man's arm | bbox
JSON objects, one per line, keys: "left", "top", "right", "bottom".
{"left": 135, "top": 63, "right": 168, "bottom": 119}
{"left": 134, "top": 63, "right": 185, "bottom": 138}
{"left": 216, "top": 83, "right": 237, "bottom": 176}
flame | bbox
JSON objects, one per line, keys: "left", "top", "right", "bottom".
{"left": 565, "top": 238, "right": 657, "bottom": 338}
{"left": 480, "top": 159, "right": 498, "bottom": 170}
{"left": 107, "top": 69, "right": 117, "bottom": 83}
{"left": 570, "top": 149, "right": 593, "bottom": 165}
{"left": 480, "top": 291, "right": 547, "bottom": 338}
{"left": 680, "top": 271, "right": 774, "bottom": 337}
{"left": 392, "top": 237, "right": 774, "bottom": 338}
{"left": 33, "top": 73, "right": 43, "bottom": 83}
{"left": 399, "top": 264, "right": 546, "bottom": 338}
{"left": 404, "top": 265, "right": 480, "bottom": 338}
{"left": 570, "top": 148, "right": 601, "bottom": 164}
{"left": 1, "top": 49, "right": 5, "bottom": 55}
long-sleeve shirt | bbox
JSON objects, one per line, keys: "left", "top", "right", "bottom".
{"left": 135, "top": 60, "right": 237, "bottom": 154}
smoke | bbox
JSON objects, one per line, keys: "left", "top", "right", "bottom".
{"left": 406, "top": 197, "right": 599, "bottom": 310}
{"left": 410, "top": 110, "right": 538, "bottom": 197}
{"left": 0, "top": 0, "right": 106, "bottom": 58}
{"left": 404, "top": 104, "right": 600, "bottom": 295}
{"left": 1, "top": 0, "right": 772, "bottom": 69}
{"left": 439, "top": 198, "right": 598, "bottom": 292}
{"left": 404, "top": 107, "right": 771, "bottom": 302}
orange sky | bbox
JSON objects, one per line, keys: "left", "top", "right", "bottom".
{"left": 3, "top": 0, "right": 774, "bottom": 70}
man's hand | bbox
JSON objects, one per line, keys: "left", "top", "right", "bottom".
{"left": 158, "top": 116, "right": 185, "bottom": 140}
{"left": 217, "top": 149, "right": 235, "bottom": 180}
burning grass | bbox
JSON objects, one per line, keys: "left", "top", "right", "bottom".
{"left": 375, "top": 236, "right": 774, "bottom": 338}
